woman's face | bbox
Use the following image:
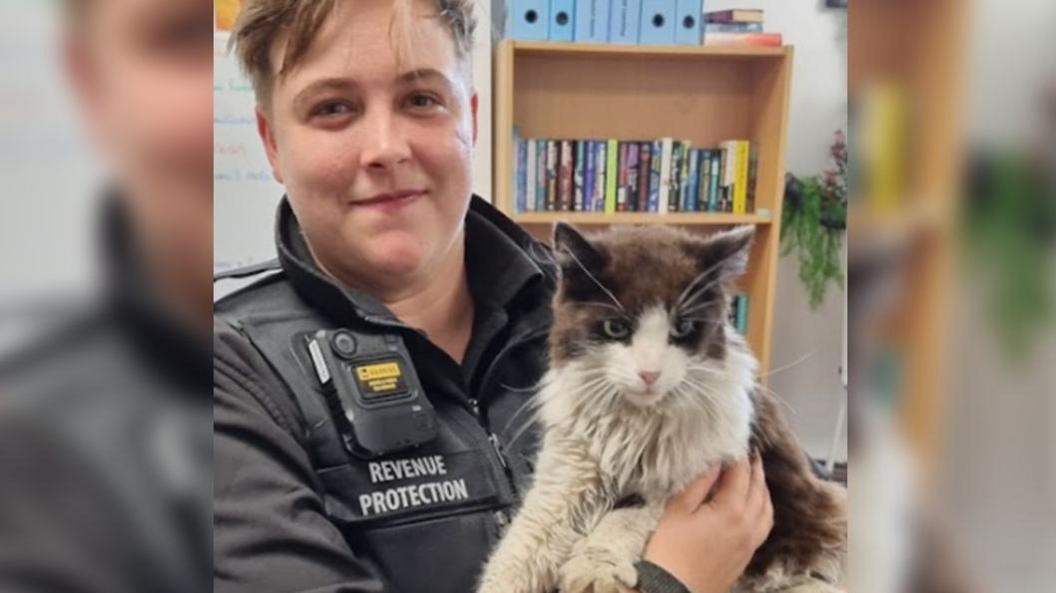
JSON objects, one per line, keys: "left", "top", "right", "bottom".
{"left": 259, "top": 0, "right": 477, "bottom": 291}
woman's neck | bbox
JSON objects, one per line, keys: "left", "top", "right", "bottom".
{"left": 384, "top": 243, "right": 475, "bottom": 364}
{"left": 317, "top": 236, "right": 476, "bottom": 364}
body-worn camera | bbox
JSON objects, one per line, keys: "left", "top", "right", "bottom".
{"left": 307, "top": 329, "right": 437, "bottom": 458}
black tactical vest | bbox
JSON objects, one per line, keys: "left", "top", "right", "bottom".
{"left": 215, "top": 198, "right": 556, "bottom": 593}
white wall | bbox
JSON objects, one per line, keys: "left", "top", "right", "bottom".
{"left": 707, "top": 0, "right": 848, "bottom": 460}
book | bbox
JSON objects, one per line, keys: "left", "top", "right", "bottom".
{"left": 704, "top": 22, "right": 763, "bottom": 33}
{"left": 525, "top": 137, "right": 537, "bottom": 212}
{"left": 736, "top": 294, "right": 749, "bottom": 334}
{"left": 559, "top": 139, "right": 574, "bottom": 211}
{"left": 669, "top": 141, "right": 683, "bottom": 212}
{"left": 626, "top": 142, "right": 640, "bottom": 212}
{"left": 616, "top": 142, "right": 629, "bottom": 211}
{"left": 678, "top": 140, "right": 692, "bottom": 212}
{"left": 583, "top": 140, "right": 595, "bottom": 212}
{"left": 685, "top": 148, "right": 699, "bottom": 211}
{"left": 545, "top": 140, "right": 558, "bottom": 211}
{"left": 637, "top": 141, "right": 652, "bottom": 212}
{"left": 648, "top": 140, "right": 662, "bottom": 212}
{"left": 747, "top": 143, "right": 759, "bottom": 213}
{"left": 658, "top": 138, "right": 673, "bottom": 215}
{"left": 718, "top": 143, "right": 731, "bottom": 212}
{"left": 535, "top": 140, "right": 547, "bottom": 211}
{"left": 595, "top": 141, "right": 607, "bottom": 211}
{"left": 574, "top": 140, "right": 585, "bottom": 212}
{"left": 728, "top": 294, "right": 749, "bottom": 334}
{"left": 704, "top": 9, "right": 764, "bottom": 23}
{"left": 515, "top": 133, "right": 526, "bottom": 212}
{"left": 733, "top": 140, "right": 750, "bottom": 214}
{"left": 708, "top": 150, "right": 720, "bottom": 212}
{"left": 703, "top": 32, "right": 782, "bottom": 46}
{"left": 604, "top": 139, "right": 618, "bottom": 213}
{"left": 696, "top": 149, "right": 710, "bottom": 212}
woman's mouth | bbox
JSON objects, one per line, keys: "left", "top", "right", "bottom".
{"left": 352, "top": 190, "right": 426, "bottom": 211}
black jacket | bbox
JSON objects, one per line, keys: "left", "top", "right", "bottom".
{"left": 213, "top": 196, "right": 557, "bottom": 593}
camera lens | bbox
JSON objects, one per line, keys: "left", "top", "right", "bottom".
{"left": 331, "top": 330, "right": 358, "bottom": 359}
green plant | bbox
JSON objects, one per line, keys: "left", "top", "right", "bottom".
{"left": 964, "top": 150, "right": 1056, "bottom": 358}
{"left": 781, "top": 131, "right": 848, "bottom": 308}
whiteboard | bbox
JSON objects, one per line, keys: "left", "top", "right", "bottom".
{"left": 213, "top": 33, "right": 285, "bottom": 274}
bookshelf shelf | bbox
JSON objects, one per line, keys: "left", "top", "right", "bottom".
{"left": 508, "top": 40, "right": 790, "bottom": 60}
{"left": 493, "top": 39, "right": 794, "bottom": 379}
{"left": 512, "top": 212, "right": 773, "bottom": 225}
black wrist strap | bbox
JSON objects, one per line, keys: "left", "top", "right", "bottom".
{"left": 635, "top": 560, "right": 693, "bottom": 593}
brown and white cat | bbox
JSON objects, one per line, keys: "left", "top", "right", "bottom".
{"left": 476, "top": 223, "right": 846, "bottom": 593}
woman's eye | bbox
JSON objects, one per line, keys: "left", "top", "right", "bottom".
{"left": 405, "top": 93, "right": 440, "bottom": 109}
{"left": 313, "top": 101, "right": 354, "bottom": 118}
{"left": 602, "top": 319, "right": 630, "bottom": 339}
{"left": 671, "top": 319, "right": 698, "bottom": 338}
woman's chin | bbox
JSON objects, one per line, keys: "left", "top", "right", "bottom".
{"left": 364, "top": 240, "right": 425, "bottom": 277}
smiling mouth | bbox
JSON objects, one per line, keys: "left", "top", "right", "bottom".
{"left": 352, "top": 190, "right": 426, "bottom": 208}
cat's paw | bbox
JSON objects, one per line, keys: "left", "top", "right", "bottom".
{"left": 558, "top": 548, "right": 638, "bottom": 593}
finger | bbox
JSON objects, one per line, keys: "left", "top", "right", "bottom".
{"left": 745, "top": 455, "right": 768, "bottom": 513}
{"left": 667, "top": 465, "right": 721, "bottom": 514}
{"left": 754, "top": 492, "right": 775, "bottom": 544}
{"left": 708, "top": 457, "right": 752, "bottom": 511}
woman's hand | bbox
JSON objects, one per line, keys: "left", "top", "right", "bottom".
{"left": 642, "top": 456, "right": 774, "bottom": 593}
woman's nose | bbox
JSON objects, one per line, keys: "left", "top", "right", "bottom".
{"left": 360, "top": 109, "right": 411, "bottom": 170}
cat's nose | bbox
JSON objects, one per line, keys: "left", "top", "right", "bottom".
{"left": 639, "top": 371, "right": 660, "bottom": 386}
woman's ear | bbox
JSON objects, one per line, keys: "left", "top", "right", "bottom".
{"left": 470, "top": 91, "right": 478, "bottom": 146}
{"left": 256, "top": 107, "right": 284, "bottom": 184}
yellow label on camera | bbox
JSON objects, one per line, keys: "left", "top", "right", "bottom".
{"left": 356, "top": 362, "right": 401, "bottom": 382}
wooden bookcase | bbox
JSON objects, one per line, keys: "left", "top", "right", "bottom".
{"left": 493, "top": 40, "right": 795, "bottom": 379}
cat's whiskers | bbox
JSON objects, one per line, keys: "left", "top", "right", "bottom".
{"left": 676, "top": 296, "right": 729, "bottom": 317}
{"left": 577, "top": 301, "right": 625, "bottom": 314}
{"left": 752, "top": 381, "right": 800, "bottom": 418}
{"left": 674, "top": 256, "right": 732, "bottom": 310}
{"left": 673, "top": 379, "right": 722, "bottom": 422}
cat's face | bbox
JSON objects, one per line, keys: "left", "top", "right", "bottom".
{"left": 549, "top": 223, "right": 754, "bottom": 409}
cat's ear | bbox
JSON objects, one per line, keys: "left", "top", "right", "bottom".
{"left": 697, "top": 225, "right": 755, "bottom": 281}
{"left": 552, "top": 222, "right": 606, "bottom": 275}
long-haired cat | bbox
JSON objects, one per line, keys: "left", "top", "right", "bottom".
{"left": 476, "top": 223, "right": 846, "bottom": 593}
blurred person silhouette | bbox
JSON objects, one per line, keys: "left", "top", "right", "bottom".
{"left": 0, "top": 0, "right": 213, "bottom": 592}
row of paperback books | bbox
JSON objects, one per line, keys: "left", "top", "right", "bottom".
{"left": 513, "top": 133, "right": 757, "bottom": 214}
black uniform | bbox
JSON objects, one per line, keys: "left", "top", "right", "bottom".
{"left": 213, "top": 196, "right": 556, "bottom": 593}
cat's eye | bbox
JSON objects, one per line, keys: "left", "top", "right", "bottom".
{"left": 671, "top": 319, "right": 698, "bottom": 339}
{"left": 602, "top": 319, "right": 630, "bottom": 339}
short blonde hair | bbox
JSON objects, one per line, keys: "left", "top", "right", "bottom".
{"left": 230, "top": 0, "right": 477, "bottom": 108}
